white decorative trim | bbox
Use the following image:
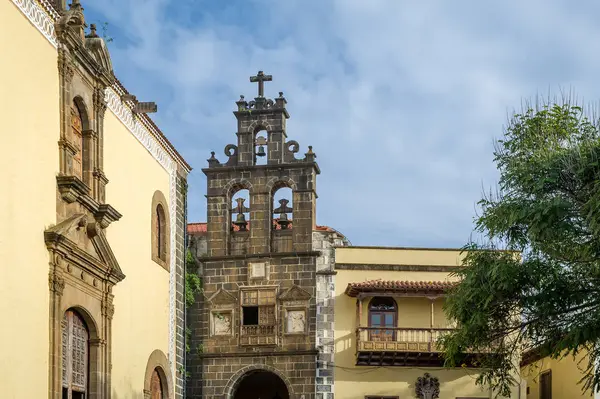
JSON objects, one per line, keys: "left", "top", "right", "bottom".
{"left": 11, "top": 0, "right": 58, "bottom": 48}
{"left": 12, "top": 0, "right": 181, "bottom": 379}
{"left": 168, "top": 169, "right": 178, "bottom": 377}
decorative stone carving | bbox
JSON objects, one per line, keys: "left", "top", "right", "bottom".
{"left": 286, "top": 310, "right": 306, "bottom": 334}
{"left": 207, "top": 289, "right": 237, "bottom": 307}
{"left": 278, "top": 285, "right": 311, "bottom": 301}
{"left": 415, "top": 373, "right": 440, "bottom": 399}
{"left": 49, "top": 273, "right": 65, "bottom": 296}
{"left": 212, "top": 312, "right": 232, "bottom": 336}
{"left": 249, "top": 262, "right": 266, "bottom": 279}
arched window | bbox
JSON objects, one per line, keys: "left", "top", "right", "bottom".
{"left": 71, "top": 100, "right": 84, "bottom": 180}
{"left": 62, "top": 310, "right": 89, "bottom": 399}
{"left": 151, "top": 191, "right": 170, "bottom": 269}
{"left": 150, "top": 368, "right": 164, "bottom": 399}
{"left": 156, "top": 204, "right": 167, "bottom": 261}
{"left": 369, "top": 297, "right": 397, "bottom": 341}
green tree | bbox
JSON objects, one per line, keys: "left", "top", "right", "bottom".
{"left": 440, "top": 98, "right": 600, "bottom": 397}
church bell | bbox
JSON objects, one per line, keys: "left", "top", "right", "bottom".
{"left": 256, "top": 145, "right": 267, "bottom": 157}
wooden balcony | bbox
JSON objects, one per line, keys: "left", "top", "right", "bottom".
{"left": 356, "top": 327, "right": 483, "bottom": 367}
{"left": 239, "top": 325, "right": 276, "bottom": 346}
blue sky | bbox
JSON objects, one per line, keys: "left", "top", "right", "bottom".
{"left": 84, "top": 0, "right": 600, "bottom": 247}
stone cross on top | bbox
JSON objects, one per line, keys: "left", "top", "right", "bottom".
{"left": 249, "top": 70, "right": 272, "bottom": 98}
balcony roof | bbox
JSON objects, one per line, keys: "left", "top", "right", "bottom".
{"left": 345, "top": 279, "right": 456, "bottom": 297}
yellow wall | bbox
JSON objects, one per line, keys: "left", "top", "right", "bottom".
{"left": 335, "top": 246, "right": 467, "bottom": 266}
{"left": 1, "top": 3, "right": 175, "bottom": 398}
{"left": 521, "top": 351, "right": 592, "bottom": 399}
{"left": 0, "top": 2, "right": 59, "bottom": 397}
{"left": 103, "top": 110, "right": 172, "bottom": 397}
{"left": 334, "top": 247, "right": 523, "bottom": 399}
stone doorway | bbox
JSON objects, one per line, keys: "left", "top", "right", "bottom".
{"left": 233, "top": 370, "right": 290, "bottom": 399}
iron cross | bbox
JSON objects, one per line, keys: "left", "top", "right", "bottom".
{"left": 249, "top": 71, "right": 272, "bottom": 97}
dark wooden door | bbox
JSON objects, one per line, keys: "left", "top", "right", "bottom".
{"left": 151, "top": 369, "right": 163, "bottom": 399}
{"left": 540, "top": 371, "right": 552, "bottom": 399}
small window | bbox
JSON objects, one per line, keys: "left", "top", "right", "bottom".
{"left": 242, "top": 306, "right": 259, "bottom": 325}
{"left": 240, "top": 289, "right": 276, "bottom": 336}
{"left": 151, "top": 191, "right": 170, "bottom": 270}
{"left": 156, "top": 204, "right": 166, "bottom": 261}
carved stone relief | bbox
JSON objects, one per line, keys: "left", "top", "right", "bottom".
{"left": 415, "top": 372, "right": 440, "bottom": 399}
{"left": 286, "top": 310, "right": 306, "bottom": 334}
{"left": 249, "top": 262, "right": 267, "bottom": 279}
{"left": 212, "top": 312, "right": 233, "bottom": 336}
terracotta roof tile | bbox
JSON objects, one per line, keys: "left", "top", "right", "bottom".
{"left": 187, "top": 221, "right": 338, "bottom": 235}
{"left": 345, "top": 279, "right": 456, "bottom": 297}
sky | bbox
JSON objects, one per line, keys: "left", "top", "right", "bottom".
{"left": 83, "top": 0, "right": 600, "bottom": 247}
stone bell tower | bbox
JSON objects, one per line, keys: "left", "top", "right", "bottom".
{"left": 187, "top": 72, "right": 321, "bottom": 399}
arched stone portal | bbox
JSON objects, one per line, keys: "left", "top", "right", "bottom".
{"left": 233, "top": 370, "right": 290, "bottom": 399}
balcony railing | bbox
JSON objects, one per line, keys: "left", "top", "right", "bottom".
{"left": 356, "top": 327, "right": 453, "bottom": 353}
{"left": 241, "top": 325, "right": 275, "bottom": 336}
{"left": 239, "top": 325, "right": 277, "bottom": 346}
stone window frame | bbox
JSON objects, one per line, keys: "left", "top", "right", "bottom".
{"left": 282, "top": 304, "right": 308, "bottom": 336}
{"left": 151, "top": 190, "right": 170, "bottom": 271}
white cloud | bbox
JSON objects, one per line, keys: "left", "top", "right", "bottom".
{"left": 85, "top": 0, "right": 600, "bottom": 246}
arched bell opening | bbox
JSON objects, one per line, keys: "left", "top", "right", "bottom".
{"left": 254, "top": 130, "right": 268, "bottom": 165}
{"left": 230, "top": 188, "right": 251, "bottom": 255}
{"left": 271, "top": 186, "right": 293, "bottom": 252}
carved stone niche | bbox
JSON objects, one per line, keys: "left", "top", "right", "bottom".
{"left": 415, "top": 373, "right": 440, "bottom": 399}
{"left": 278, "top": 285, "right": 311, "bottom": 335}
{"left": 207, "top": 289, "right": 237, "bottom": 337}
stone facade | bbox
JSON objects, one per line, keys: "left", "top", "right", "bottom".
{"left": 187, "top": 73, "right": 346, "bottom": 399}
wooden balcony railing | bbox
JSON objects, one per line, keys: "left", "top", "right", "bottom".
{"left": 239, "top": 325, "right": 277, "bottom": 346}
{"left": 241, "top": 325, "right": 275, "bottom": 336}
{"left": 356, "top": 327, "right": 454, "bottom": 353}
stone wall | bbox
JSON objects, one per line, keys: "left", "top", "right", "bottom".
{"left": 313, "top": 230, "right": 348, "bottom": 399}
{"left": 175, "top": 174, "right": 188, "bottom": 398}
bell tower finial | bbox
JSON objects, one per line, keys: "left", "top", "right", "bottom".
{"left": 249, "top": 71, "right": 272, "bottom": 98}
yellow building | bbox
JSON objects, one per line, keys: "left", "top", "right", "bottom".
{"left": 520, "top": 348, "right": 594, "bottom": 399}
{"left": 1, "top": 1, "right": 191, "bottom": 398}
{"left": 334, "top": 246, "right": 525, "bottom": 399}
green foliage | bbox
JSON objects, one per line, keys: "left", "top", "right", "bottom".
{"left": 440, "top": 97, "right": 600, "bottom": 397}
{"left": 185, "top": 249, "right": 202, "bottom": 309}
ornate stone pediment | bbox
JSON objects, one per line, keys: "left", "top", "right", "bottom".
{"left": 278, "top": 285, "right": 311, "bottom": 301}
{"left": 44, "top": 214, "right": 124, "bottom": 283}
{"left": 415, "top": 372, "right": 440, "bottom": 399}
{"left": 207, "top": 289, "right": 237, "bottom": 307}
{"left": 85, "top": 28, "right": 114, "bottom": 76}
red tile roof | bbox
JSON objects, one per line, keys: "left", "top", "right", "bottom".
{"left": 345, "top": 279, "right": 456, "bottom": 297}
{"left": 187, "top": 221, "right": 338, "bottom": 235}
